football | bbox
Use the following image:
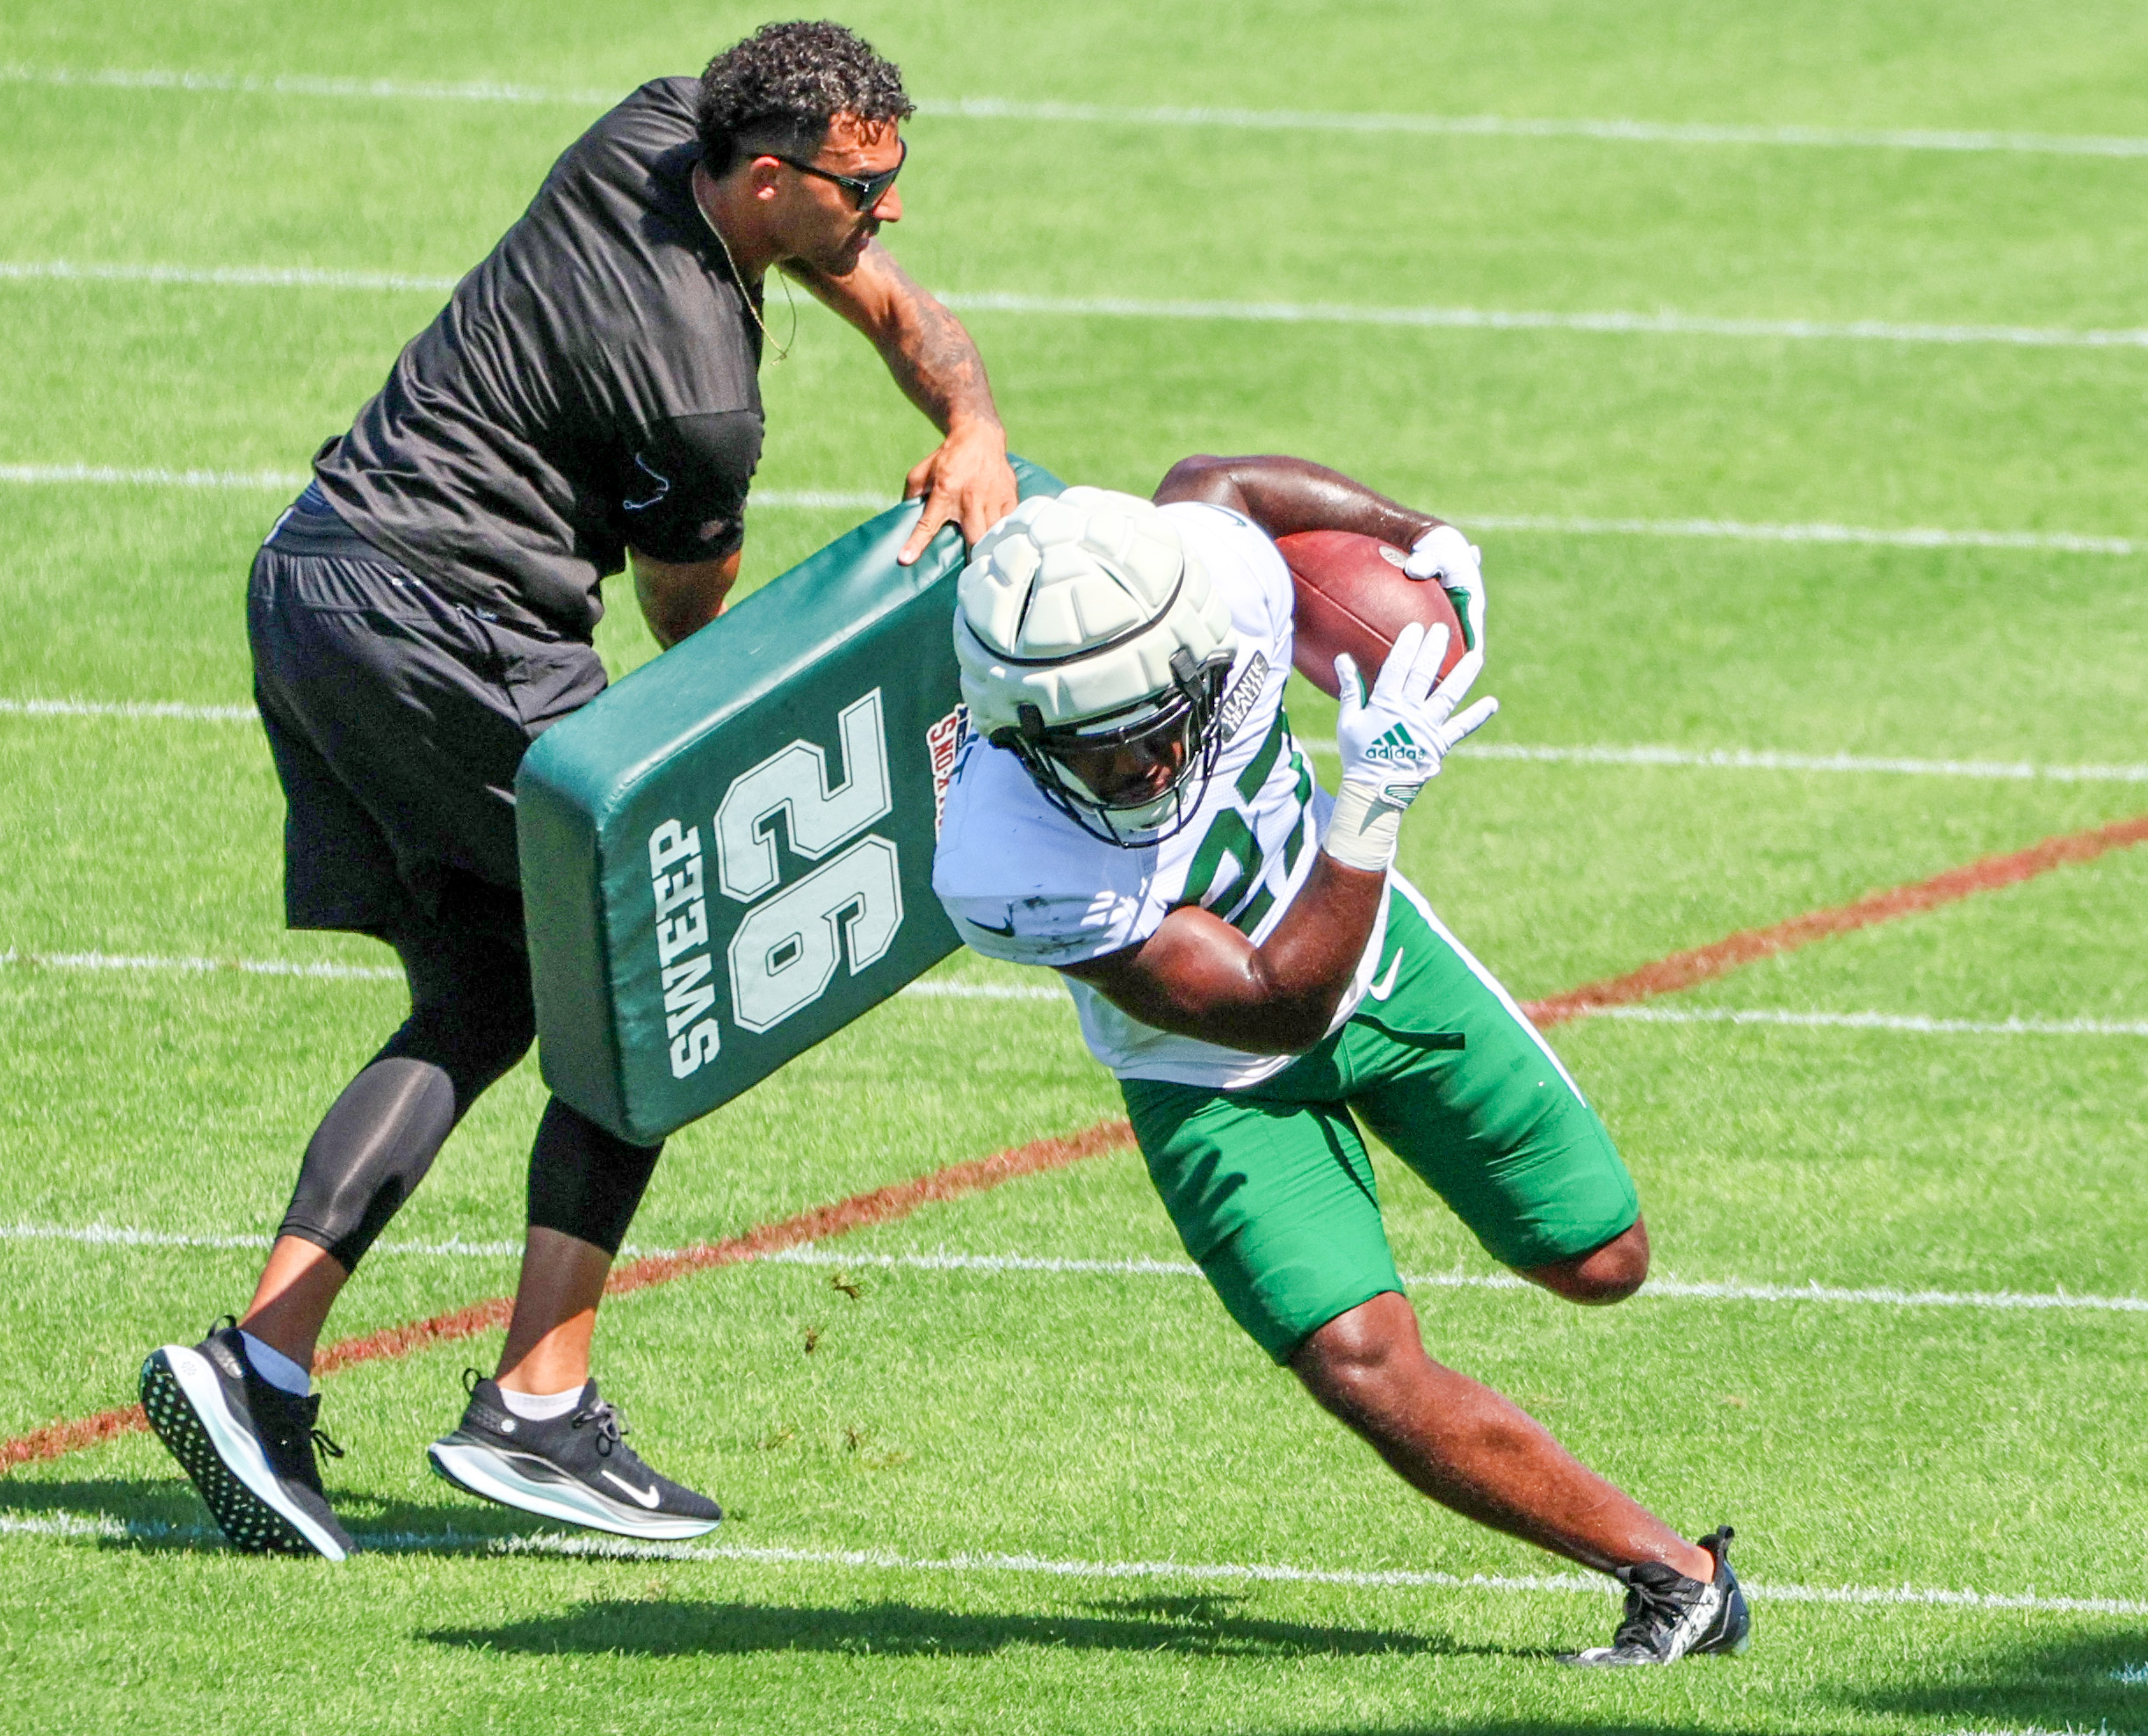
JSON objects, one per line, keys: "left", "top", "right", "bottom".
{"left": 1277, "top": 529, "right": 1466, "bottom": 699}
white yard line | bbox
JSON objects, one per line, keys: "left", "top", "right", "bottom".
{"left": 2, "top": 1510, "right": 2144, "bottom": 1620}
{"left": 913, "top": 97, "right": 2148, "bottom": 163}
{"left": 11, "top": 945, "right": 2144, "bottom": 1043}
{"left": 1295, "top": 739, "right": 2148, "bottom": 782}
{"left": 1462, "top": 512, "right": 2143, "bottom": 556}
{"left": 768, "top": 1247, "right": 2148, "bottom": 1317}
{"left": 0, "top": 698, "right": 257, "bottom": 721}
{"left": 0, "top": 1223, "right": 521, "bottom": 1257}
{"left": 11, "top": 697, "right": 2148, "bottom": 787}
{"left": 0, "top": 947, "right": 401, "bottom": 980}
{"left": 0, "top": 462, "right": 308, "bottom": 490}
{"left": 0, "top": 66, "right": 614, "bottom": 105}
{"left": 937, "top": 289, "right": 2148, "bottom": 351}
{"left": 8, "top": 1219, "right": 2137, "bottom": 1317}
{"left": 8, "top": 258, "right": 2146, "bottom": 351}
{"left": 4, "top": 460, "right": 2138, "bottom": 557}
{"left": 8, "top": 65, "right": 2148, "bottom": 160}
{"left": 0, "top": 259, "right": 457, "bottom": 293}
{"left": 1595, "top": 1007, "right": 2148, "bottom": 1038}
{"left": 753, "top": 488, "right": 890, "bottom": 510}
{"left": 900, "top": 981, "right": 1062, "bottom": 1001}
{"left": 0, "top": 945, "right": 1052, "bottom": 999}
{"left": 0, "top": 462, "right": 881, "bottom": 512}
{"left": 18, "top": 714, "right": 2148, "bottom": 784}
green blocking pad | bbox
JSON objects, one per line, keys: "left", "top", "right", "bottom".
{"left": 517, "top": 459, "right": 1064, "bottom": 1144}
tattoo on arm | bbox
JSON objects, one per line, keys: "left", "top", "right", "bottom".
{"left": 892, "top": 293, "right": 995, "bottom": 434}
{"left": 799, "top": 243, "right": 1002, "bottom": 436}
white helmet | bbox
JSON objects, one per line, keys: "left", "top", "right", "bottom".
{"left": 955, "top": 487, "right": 1238, "bottom": 844}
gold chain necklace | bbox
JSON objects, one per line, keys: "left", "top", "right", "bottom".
{"left": 692, "top": 171, "right": 796, "bottom": 363}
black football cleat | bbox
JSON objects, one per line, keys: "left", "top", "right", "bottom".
{"left": 1562, "top": 1527, "right": 1752, "bottom": 1666}
{"left": 427, "top": 1371, "right": 722, "bottom": 1542}
{"left": 139, "top": 1320, "right": 353, "bottom": 1561}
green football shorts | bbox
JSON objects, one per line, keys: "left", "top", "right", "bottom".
{"left": 1119, "top": 879, "right": 1638, "bottom": 1363}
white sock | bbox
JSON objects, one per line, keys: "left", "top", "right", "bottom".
{"left": 238, "top": 1330, "right": 312, "bottom": 1397}
{"left": 497, "top": 1383, "right": 584, "bottom": 1421}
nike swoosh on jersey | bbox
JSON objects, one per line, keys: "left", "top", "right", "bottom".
{"left": 1367, "top": 950, "right": 1404, "bottom": 1001}
{"left": 600, "top": 1469, "right": 662, "bottom": 1508}
{"left": 968, "top": 915, "right": 1017, "bottom": 937}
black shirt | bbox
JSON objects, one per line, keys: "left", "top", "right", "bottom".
{"left": 315, "top": 77, "right": 764, "bottom": 642}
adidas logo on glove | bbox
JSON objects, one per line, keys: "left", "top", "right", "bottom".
{"left": 1361, "top": 723, "right": 1426, "bottom": 764}
{"left": 1321, "top": 621, "right": 1499, "bottom": 874}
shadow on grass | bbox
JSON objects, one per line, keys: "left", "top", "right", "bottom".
{"left": 0, "top": 1475, "right": 543, "bottom": 1553}
{"left": 1848, "top": 1626, "right": 2148, "bottom": 1732}
{"left": 1291, "top": 1729, "right": 1739, "bottom": 1736}
{"left": 0, "top": 1475, "right": 206, "bottom": 1538}
{"left": 1288, "top": 1728, "right": 1740, "bottom": 1736}
{"left": 423, "top": 1593, "right": 1528, "bottom": 1660}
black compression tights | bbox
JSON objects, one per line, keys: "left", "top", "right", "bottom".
{"left": 278, "top": 924, "right": 661, "bottom": 1270}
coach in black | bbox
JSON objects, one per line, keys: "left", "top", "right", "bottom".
{"left": 140, "top": 23, "right": 1017, "bottom": 1559}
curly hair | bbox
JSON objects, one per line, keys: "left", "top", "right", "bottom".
{"left": 698, "top": 21, "right": 913, "bottom": 175}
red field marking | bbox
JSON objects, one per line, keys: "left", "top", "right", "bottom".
{"left": 313, "top": 1118, "right": 1133, "bottom": 1374}
{"left": 1523, "top": 810, "right": 2148, "bottom": 1028}
{"left": 0, "top": 1121, "right": 1133, "bottom": 1472}
{"left": 7, "top": 807, "right": 2143, "bottom": 1473}
{"left": 0, "top": 1404, "right": 149, "bottom": 1472}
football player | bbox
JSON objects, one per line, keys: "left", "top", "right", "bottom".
{"left": 932, "top": 457, "right": 1750, "bottom": 1666}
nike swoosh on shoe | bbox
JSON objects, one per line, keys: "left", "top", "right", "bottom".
{"left": 601, "top": 1469, "right": 663, "bottom": 1508}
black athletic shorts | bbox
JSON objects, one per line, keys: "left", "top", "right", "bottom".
{"left": 248, "top": 483, "right": 608, "bottom": 945}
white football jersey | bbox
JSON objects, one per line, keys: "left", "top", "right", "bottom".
{"left": 933, "top": 500, "right": 1389, "bottom": 1089}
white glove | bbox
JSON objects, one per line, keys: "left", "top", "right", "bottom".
{"left": 1404, "top": 523, "right": 1486, "bottom": 660}
{"left": 1324, "top": 622, "right": 1498, "bottom": 872}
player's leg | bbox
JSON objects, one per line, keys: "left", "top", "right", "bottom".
{"left": 1142, "top": 1085, "right": 1706, "bottom": 1575}
{"left": 141, "top": 513, "right": 556, "bottom": 1558}
{"left": 1334, "top": 881, "right": 1750, "bottom": 1661}
{"left": 425, "top": 1100, "right": 722, "bottom": 1539}
{"left": 238, "top": 915, "right": 536, "bottom": 1364}
{"left": 140, "top": 912, "right": 534, "bottom": 1561}
{"left": 1285, "top": 1293, "right": 1746, "bottom": 1666}
{"left": 1124, "top": 1059, "right": 1746, "bottom": 1664}
{"left": 1288, "top": 1291, "right": 1707, "bottom": 1573}
{"left": 1521, "top": 1217, "right": 1651, "bottom": 1305}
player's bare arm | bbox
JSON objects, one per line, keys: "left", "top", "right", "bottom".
{"left": 1064, "top": 852, "right": 1385, "bottom": 1052}
{"left": 793, "top": 241, "right": 1016, "bottom": 561}
{"left": 630, "top": 546, "right": 741, "bottom": 649}
{"left": 1157, "top": 453, "right": 1487, "bottom": 652}
{"left": 1155, "top": 452, "right": 1443, "bottom": 546}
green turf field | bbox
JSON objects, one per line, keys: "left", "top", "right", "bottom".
{"left": 3, "top": 2, "right": 2145, "bottom": 1731}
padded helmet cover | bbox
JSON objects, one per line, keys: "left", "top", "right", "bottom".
{"left": 954, "top": 488, "right": 1238, "bottom": 738}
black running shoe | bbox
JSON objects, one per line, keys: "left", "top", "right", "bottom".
{"left": 426, "top": 1371, "right": 721, "bottom": 1541}
{"left": 1563, "top": 1527, "right": 1752, "bottom": 1667}
{"left": 139, "top": 1321, "right": 352, "bottom": 1561}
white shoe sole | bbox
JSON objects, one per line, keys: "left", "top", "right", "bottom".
{"left": 427, "top": 1437, "right": 720, "bottom": 1542}
{"left": 142, "top": 1345, "right": 349, "bottom": 1562}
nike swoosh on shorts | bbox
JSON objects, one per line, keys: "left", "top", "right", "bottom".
{"left": 1368, "top": 950, "right": 1403, "bottom": 1000}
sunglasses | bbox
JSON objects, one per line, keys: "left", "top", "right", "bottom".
{"left": 771, "top": 136, "right": 907, "bottom": 211}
